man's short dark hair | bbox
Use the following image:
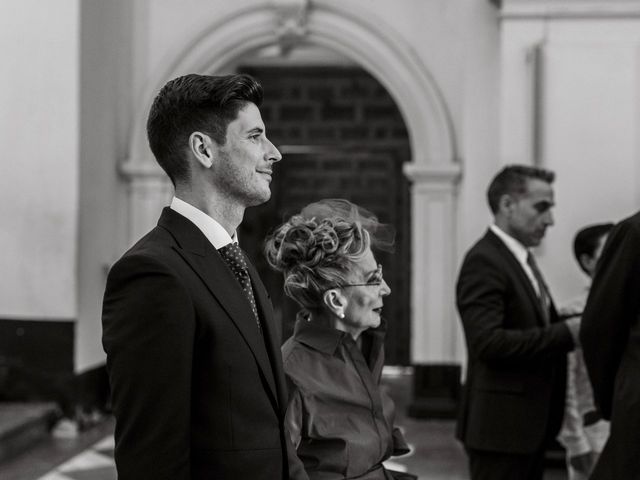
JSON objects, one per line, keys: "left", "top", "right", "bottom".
{"left": 146, "top": 73, "right": 263, "bottom": 185}
{"left": 573, "top": 223, "right": 614, "bottom": 274}
{"left": 487, "top": 164, "right": 555, "bottom": 214}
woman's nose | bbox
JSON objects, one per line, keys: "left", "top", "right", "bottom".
{"left": 380, "top": 279, "right": 391, "bottom": 296}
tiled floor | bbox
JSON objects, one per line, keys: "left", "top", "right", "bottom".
{"left": 9, "top": 420, "right": 468, "bottom": 480}
{"left": 0, "top": 373, "right": 568, "bottom": 479}
{"left": 36, "top": 436, "right": 116, "bottom": 480}
{"left": 0, "top": 417, "right": 116, "bottom": 480}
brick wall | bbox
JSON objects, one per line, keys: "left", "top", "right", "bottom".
{"left": 240, "top": 66, "right": 412, "bottom": 365}
{"left": 250, "top": 66, "right": 409, "bottom": 148}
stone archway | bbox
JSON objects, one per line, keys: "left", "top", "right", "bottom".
{"left": 122, "top": 0, "right": 461, "bottom": 365}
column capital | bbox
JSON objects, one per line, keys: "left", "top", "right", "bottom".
{"left": 403, "top": 163, "right": 462, "bottom": 185}
{"left": 119, "top": 160, "right": 166, "bottom": 180}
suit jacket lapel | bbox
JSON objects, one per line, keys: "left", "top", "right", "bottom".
{"left": 485, "top": 230, "right": 549, "bottom": 326}
{"left": 245, "top": 259, "right": 288, "bottom": 416}
{"left": 157, "top": 209, "right": 280, "bottom": 408}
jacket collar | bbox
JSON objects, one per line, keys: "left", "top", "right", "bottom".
{"left": 157, "top": 208, "right": 285, "bottom": 413}
{"left": 484, "top": 228, "right": 558, "bottom": 325}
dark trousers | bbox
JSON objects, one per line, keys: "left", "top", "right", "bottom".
{"left": 466, "top": 447, "right": 546, "bottom": 480}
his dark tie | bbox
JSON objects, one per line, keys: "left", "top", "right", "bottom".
{"left": 526, "top": 252, "right": 550, "bottom": 325}
{"left": 218, "top": 243, "right": 261, "bottom": 330}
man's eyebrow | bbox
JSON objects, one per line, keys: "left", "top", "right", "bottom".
{"left": 534, "top": 200, "right": 554, "bottom": 209}
{"left": 247, "top": 126, "right": 264, "bottom": 135}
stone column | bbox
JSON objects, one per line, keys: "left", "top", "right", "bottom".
{"left": 404, "top": 162, "right": 463, "bottom": 418}
{"left": 120, "top": 162, "right": 173, "bottom": 246}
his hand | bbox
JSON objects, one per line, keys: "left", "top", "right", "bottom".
{"left": 565, "top": 316, "right": 581, "bottom": 346}
{"left": 570, "top": 451, "right": 596, "bottom": 474}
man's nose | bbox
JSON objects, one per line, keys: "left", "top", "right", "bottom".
{"left": 265, "top": 138, "right": 282, "bottom": 163}
{"left": 545, "top": 210, "right": 554, "bottom": 226}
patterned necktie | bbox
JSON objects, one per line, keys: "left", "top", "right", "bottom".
{"left": 218, "top": 243, "right": 261, "bottom": 330}
{"left": 526, "top": 252, "right": 550, "bottom": 325}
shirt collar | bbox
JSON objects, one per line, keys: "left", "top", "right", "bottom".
{"left": 490, "top": 224, "right": 529, "bottom": 265}
{"left": 170, "top": 196, "right": 237, "bottom": 249}
{"left": 292, "top": 314, "right": 388, "bottom": 355}
{"left": 293, "top": 317, "right": 348, "bottom": 355}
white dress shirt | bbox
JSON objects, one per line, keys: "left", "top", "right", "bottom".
{"left": 490, "top": 224, "right": 542, "bottom": 296}
{"left": 170, "top": 196, "right": 237, "bottom": 249}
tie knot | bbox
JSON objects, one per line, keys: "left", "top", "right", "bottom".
{"left": 219, "top": 243, "right": 249, "bottom": 273}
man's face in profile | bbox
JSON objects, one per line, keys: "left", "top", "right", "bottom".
{"left": 504, "top": 178, "right": 555, "bottom": 247}
{"left": 213, "top": 102, "right": 282, "bottom": 207}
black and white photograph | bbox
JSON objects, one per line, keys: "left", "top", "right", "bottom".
{"left": 1, "top": 1, "right": 639, "bottom": 479}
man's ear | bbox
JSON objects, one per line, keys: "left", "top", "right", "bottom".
{"left": 189, "top": 132, "right": 214, "bottom": 168}
{"left": 498, "top": 194, "right": 514, "bottom": 215}
{"left": 323, "top": 289, "right": 347, "bottom": 319}
{"left": 579, "top": 253, "right": 596, "bottom": 276}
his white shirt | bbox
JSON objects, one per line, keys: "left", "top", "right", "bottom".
{"left": 170, "top": 196, "right": 237, "bottom": 249}
{"left": 490, "top": 224, "right": 543, "bottom": 297}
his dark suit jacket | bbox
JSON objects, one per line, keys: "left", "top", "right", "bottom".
{"left": 581, "top": 211, "right": 640, "bottom": 478}
{"left": 102, "top": 208, "right": 289, "bottom": 479}
{"left": 455, "top": 229, "right": 575, "bottom": 454}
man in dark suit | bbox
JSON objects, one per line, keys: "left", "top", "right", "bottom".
{"left": 581, "top": 211, "right": 640, "bottom": 478}
{"left": 102, "top": 74, "right": 286, "bottom": 479}
{"left": 455, "top": 165, "right": 580, "bottom": 480}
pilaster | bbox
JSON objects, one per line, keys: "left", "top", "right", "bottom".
{"left": 120, "top": 162, "right": 172, "bottom": 245}
{"left": 404, "top": 163, "right": 462, "bottom": 364}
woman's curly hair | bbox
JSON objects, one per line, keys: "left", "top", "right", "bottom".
{"left": 264, "top": 199, "right": 393, "bottom": 312}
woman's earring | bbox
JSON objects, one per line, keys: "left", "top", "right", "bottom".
{"left": 338, "top": 312, "right": 345, "bottom": 319}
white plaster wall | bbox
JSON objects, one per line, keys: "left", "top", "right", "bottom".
{"left": 404, "top": 0, "right": 501, "bottom": 364}
{"left": 145, "top": 0, "right": 262, "bottom": 81}
{"left": 455, "top": 0, "right": 502, "bottom": 363}
{"left": 75, "top": 0, "right": 134, "bottom": 372}
{"left": 137, "top": 0, "right": 474, "bottom": 152}
{"left": 0, "top": 0, "right": 80, "bottom": 319}
{"left": 500, "top": 9, "right": 640, "bottom": 306}
{"left": 543, "top": 37, "right": 640, "bottom": 305}
{"left": 346, "top": 0, "right": 468, "bottom": 137}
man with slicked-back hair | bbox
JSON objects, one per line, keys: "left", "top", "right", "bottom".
{"left": 102, "top": 74, "right": 287, "bottom": 479}
{"left": 456, "top": 165, "right": 580, "bottom": 480}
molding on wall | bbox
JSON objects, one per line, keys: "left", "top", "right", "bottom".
{"left": 403, "top": 163, "right": 462, "bottom": 185}
{"left": 125, "top": 0, "right": 457, "bottom": 175}
{"left": 119, "top": 160, "right": 165, "bottom": 179}
{"left": 501, "top": 0, "right": 640, "bottom": 19}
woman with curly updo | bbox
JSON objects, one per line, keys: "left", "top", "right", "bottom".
{"left": 264, "top": 199, "right": 412, "bottom": 480}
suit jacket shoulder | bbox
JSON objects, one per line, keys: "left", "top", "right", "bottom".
{"left": 103, "top": 208, "right": 288, "bottom": 480}
{"left": 581, "top": 210, "right": 640, "bottom": 419}
{"left": 456, "top": 230, "right": 573, "bottom": 365}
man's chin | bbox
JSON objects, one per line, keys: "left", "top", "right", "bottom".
{"left": 528, "top": 236, "right": 544, "bottom": 247}
{"left": 245, "top": 190, "right": 271, "bottom": 207}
